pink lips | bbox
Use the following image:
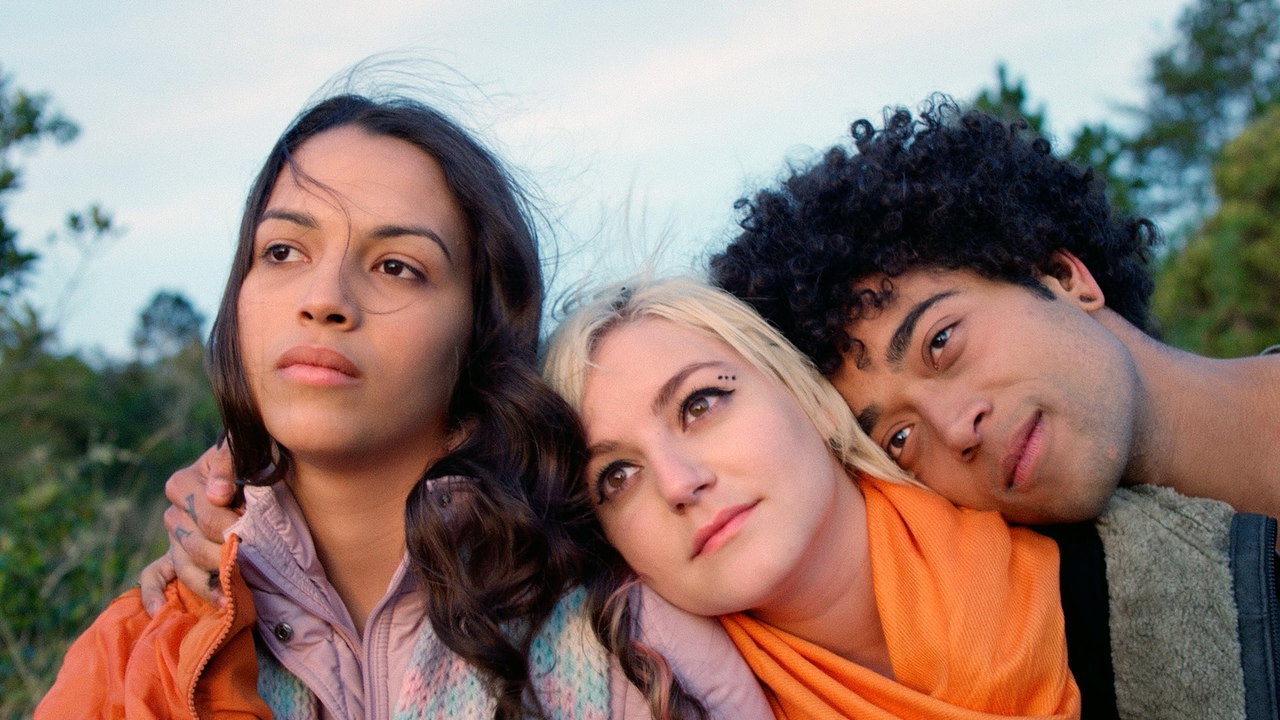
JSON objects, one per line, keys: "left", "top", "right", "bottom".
{"left": 276, "top": 345, "right": 361, "bottom": 386}
{"left": 1003, "top": 411, "right": 1044, "bottom": 491}
{"left": 691, "top": 502, "right": 758, "bottom": 558}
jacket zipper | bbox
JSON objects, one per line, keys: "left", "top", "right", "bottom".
{"left": 187, "top": 545, "right": 240, "bottom": 720}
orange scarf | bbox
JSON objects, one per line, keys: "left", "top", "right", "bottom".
{"left": 721, "top": 477, "right": 1079, "bottom": 719}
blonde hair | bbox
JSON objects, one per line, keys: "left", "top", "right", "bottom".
{"left": 543, "top": 275, "right": 911, "bottom": 484}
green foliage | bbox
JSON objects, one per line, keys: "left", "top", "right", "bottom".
{"left": 972, "top": 64, "right": 1047, "bottom": 133}
{"left": 0, "top": 297, "right": 221, "bottom": 716}
{"left": 0, "top": 68, "right": 221, "bottom": 718}
{"left": 970, "top": 0, "right": 1280, "bottom": 354}
{"left": 0, "top": 66, "right": 79, "bottom": 298}
{"left": 134, "top": 290, "right": 206, "bottom": 362}
{"left": 972, "top": 0, "right": 1280, "bottom": 225}
{"left": 968, "top": 66, "right": 1142, "bottom": 214}
{"left": 1152, "top": 104, "right": 1280, "bottom": 355}
{"left": 1129, "top": 0, "right": 1280, "bottom": 216}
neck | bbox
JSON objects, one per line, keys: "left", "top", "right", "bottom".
{"left": 748, "top": 465, "right": 892, "bottom": 678}
{"left": 1100, "top": 309, "right": 1280, "bottom": 517}
{"left": 287, "top": 445, "right": 442, "bottom": 634}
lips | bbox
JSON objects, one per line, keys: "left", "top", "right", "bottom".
{"left": 1002, "top": 411, "right": 1044, "bottom": 491}
{"left": 690, "top": 501, "right": 759, "bottom": 558}
{"left": 276, "top": 345, "right": 361, "bottom": 383}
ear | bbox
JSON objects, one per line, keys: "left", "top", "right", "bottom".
{"left": 1041, "top": 249, "right": 1105, "bottom": 311}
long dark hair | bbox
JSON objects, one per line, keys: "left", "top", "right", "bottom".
{"left": 207, "top": 94, "right": 596, "bottom": 718}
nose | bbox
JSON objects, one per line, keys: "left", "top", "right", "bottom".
{"left": 297, "top": 257, "right": 360, "bottom": 328}
{"left": 649, "top": 446, "right": 715, "bottom": 512}
{"left": 920, "top": 389, "right": 990, "bottom": 462}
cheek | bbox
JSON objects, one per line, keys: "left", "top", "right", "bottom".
{"left": 236, "top": 303, "right": 271, "bottom": 391}
{"left": 400, "top": 304, "right": 473, "bottom": 392}
{"left": 600, "top": 506, "right": 672, "bottom": 578}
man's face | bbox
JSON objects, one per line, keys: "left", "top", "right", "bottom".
{"left": 828, "top": 268, "right": 1140, "bottom": 524}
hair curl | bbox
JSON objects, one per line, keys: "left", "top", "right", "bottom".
{"left": 711, "top": 97, "right": 1159, "bottom": 375}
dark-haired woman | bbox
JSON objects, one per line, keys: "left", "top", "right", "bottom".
{"left": 36, "top": 94, "right": 768, "bottom": 719}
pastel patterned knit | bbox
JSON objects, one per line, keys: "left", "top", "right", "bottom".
{"left": 254, "top": 587, "right": 611, "bottom": 720}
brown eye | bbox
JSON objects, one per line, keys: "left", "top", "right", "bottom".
{"left": 927, "top": 325, "right": 953, "bottom": 367}
{"left": 687, "top": 396, "right": 710, "bottom": 418}
{"left": 595, "top": 462, "right": 638, "bottom": 503}
{"left": 679, "top": 388, "right": 731, "bottom": 427}
{"left": 376, "top": 258, "right": 425, "bottom": 281}
{"left": 605, "top": 467, "right": 629, "bottom": 490}
{"left": 265, "top": 244, "right": 296, "bottom": 263}
{"left": 886, "top": 426, "right": 911, "bottom": 461}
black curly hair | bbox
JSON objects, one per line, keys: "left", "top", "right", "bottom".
{"left": 711, "top": 97, "right": 1159, "bottom": 375}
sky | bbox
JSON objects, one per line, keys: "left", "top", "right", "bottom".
{"left": 2, "top": 0, "right": 1189, "bottom": 357}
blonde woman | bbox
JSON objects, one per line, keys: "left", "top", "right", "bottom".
{"left": 542, "top": 277, "right": 1080, "bottom": 719}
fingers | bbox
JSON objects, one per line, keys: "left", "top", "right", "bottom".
{"left": 165, "top": 446, "right": 212, "bottom": 508}
{"left": 165, "top": 446, "right": 239, "bottom": 545}
{"left": 206, "top": 442, "right": 239, "bottom": 508}
{"left": 164, "top": 507, "right": 225, "bottom": 608}
{"left": 139, "top": 555, "right": 176, "bottom": 617}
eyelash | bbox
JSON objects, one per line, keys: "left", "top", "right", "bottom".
{"left": 261, "top": 243, "right": 299, "bottom": 264}
{"left": 258, "top": 244, "right": 426, "bottom": 282}
{"left": 592, "top": 385, "right": 734, "bottom": 504}
{"left": 593, "top": 461, "right": 638, "bottom": 504}
{"left": 679, "top": 387, "right": 732, "bottom": 428}
{"left": 375, "top": 258, "right": 426, "bottom": 282}
{"left": 885, "top": 426, "right": 911, "bottom": 461}
{"left": 926, "top": 323, "right": 956, "bottom": 369}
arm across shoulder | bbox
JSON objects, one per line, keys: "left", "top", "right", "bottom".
{"left": 632, "top": 584, "right": 772, "bottom": 719}
{"left": 35, "top": 536, "right": 269, "bottom": 720}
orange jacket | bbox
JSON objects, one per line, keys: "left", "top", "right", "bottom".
{"left": 35, "top": 535, "right": 271, "bottom": 720}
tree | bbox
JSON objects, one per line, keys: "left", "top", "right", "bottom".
{"left": 972, "top": 0, "right": 1280, "bottom": 227}
{"left": 1127, "top": 0, "right": 1280, "bottom": 221}
{"left": 968, "top": 66, "right": 1141, "bottom": 214}
{"left": 968, "top": 0, "right": 1280, "bottom": 354}
{"left": 0, "top": 67, "right": 78, "bottom": 297}
{"left": 133, "top": 290, "right": 205, "bottom": 362}
{"left": 1151, "top": 104, "right": 1280, "bottom": 355}
{"left": 972, "top": 64, "right": 1047, "bottom": 134}
{"left": 0, "top": 68, "right": 220, "bottom": 718}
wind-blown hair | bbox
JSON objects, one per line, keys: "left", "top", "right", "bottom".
{"left": 712, "top": 97, "right": 1159, "bottom": 375}
{"left": 206, "top": 93, "right": 594, "bottom": 719}
{"left": 542, "top": 276, "right": 910, "bottom": 718}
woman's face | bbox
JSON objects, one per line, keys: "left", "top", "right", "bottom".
{"left": 579, "top": 317, "right": 857, "bottom": 617}
{"left": 237, "top": 126, "right": 474, "bottom": 470}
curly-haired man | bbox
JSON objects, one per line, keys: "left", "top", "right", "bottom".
{"left": 712, "top": 99, "right": 1280, "bottom": 526}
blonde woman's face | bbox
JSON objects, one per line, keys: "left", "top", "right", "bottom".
{"left": 579, "top": 318, "right": 858, "bottom": 616}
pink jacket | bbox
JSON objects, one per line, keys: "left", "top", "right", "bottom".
{"left": 40, "top": 480, "right": 769, "bottom": 719}
{"left": 233, "top": 482, "right": 769, "bottom": 718}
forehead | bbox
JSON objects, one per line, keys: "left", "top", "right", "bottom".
{"left": 589, "top": 319, "right": 731, "bottom": 381}
{"left": 582, "top": 319, "right": 743, "bottom": 411}
{"left": 845, "top": 270, "right": 967, "bottom": 342}
{"left": 266, "top": 127, "right": 472, "bottom": 255}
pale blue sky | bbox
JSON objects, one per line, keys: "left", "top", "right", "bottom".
{"left": 2, "top": 0, "right": 1186, "bottom": 356}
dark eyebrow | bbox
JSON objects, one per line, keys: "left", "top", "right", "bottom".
{"left": 652, "top": 361, "right": 721, "bottom": 417}
{"left": 259, "top": 209, "right": 315, "bottom": 229}
{"left": 885, "top": 291, "right": 958, "bottom": 369}
{"left": 368, "top": 224, "right": 454, "bottom": 265}
{"left": 257, "top": 211, "right": 455, "bottom": 266}
{"left": 855, "top": 405, "right": 881, "bottom": 437}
